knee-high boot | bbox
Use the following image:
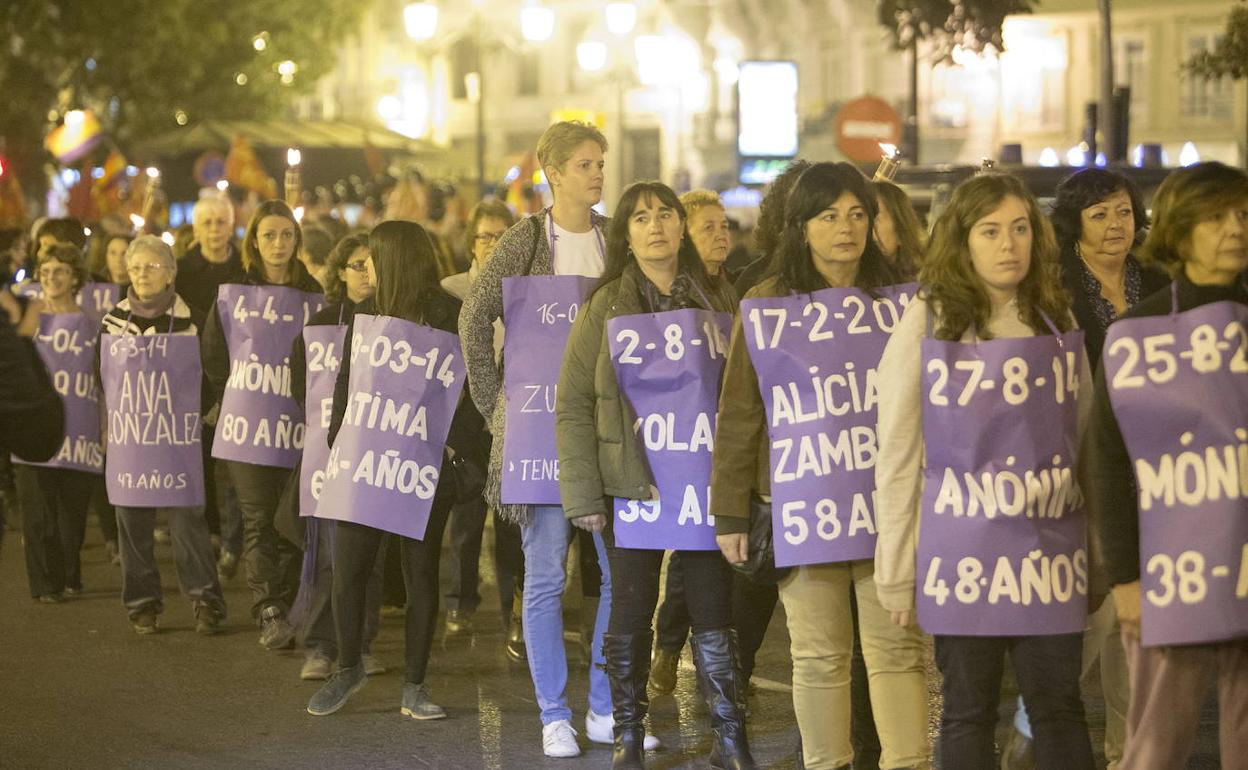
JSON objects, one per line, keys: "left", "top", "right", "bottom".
{"left": 603, "top": 632, "right": 651, "bottom": 769}
{"left": 691, "top": 628, "right": 757, "bottom": 770}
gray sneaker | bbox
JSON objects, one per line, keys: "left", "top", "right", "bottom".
{"left": 361, "top": 652, "right": 387, "bottom": 676}
{"left": 306, "top": 663, "right": 366, "bottom": 716}
{"left": 301, "top": 650, "right": 333, "bottom": 681}
{"left": 400, "top": 682, "right": 446, "bottom": 720}
{"left": 258, "top": 606, "right": 295, "bottom": 650}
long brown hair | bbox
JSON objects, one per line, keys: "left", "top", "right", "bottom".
{"left": 921, "top": 174, "right": 1071, "bottom": 340}
{"left": 241, "top": 200, "right": 302, "bottom": 275}
{"left": 873, "top": 180, "right": 926, "bottom": 280}
{"left": 368, "top": 220, "right": 443, "bottom": 324}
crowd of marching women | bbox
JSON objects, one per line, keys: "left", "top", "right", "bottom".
{"left": 1, "top": 118, "right": 1245, "bottom": 770}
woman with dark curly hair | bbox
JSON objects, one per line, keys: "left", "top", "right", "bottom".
{"left": 1051, "top": 168, "right": 1170, "bottom": 365}
{"left": 875, "top": 173, "right": 1096, "bottom": 770}
{"left": 732, "top": 160, "right": 812, "bottom": 296}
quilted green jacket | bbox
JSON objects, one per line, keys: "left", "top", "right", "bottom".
{"left": 555, "top": 264, "right": 736, "bottom": 519}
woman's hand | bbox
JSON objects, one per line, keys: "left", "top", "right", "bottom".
{"left": 716, "top": 533, "right": 749, "bottom": 566}
{"left": 571, "top": 513, "right": 606, "bottom": 533}
{"left": 890, "top": 610, "right": 913, "bottom": 627}
{"left": 1112, "top": 580, "right": 1142, "bottom": 639}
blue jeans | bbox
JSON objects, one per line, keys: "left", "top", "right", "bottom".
{"left": 521, "top": 505, "right": 612, "bottom": 725}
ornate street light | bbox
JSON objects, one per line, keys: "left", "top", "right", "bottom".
{"left": 404, "top": 2, "right": 439, "bottom": 41}
{"left": 605, "top": 2, "right": 637, "bottom": 36}
{"left": 577, "top": 41, "right": 608, "bottom": 73}
{"left": 521, "top": 2, "right": 555, "bottom": 43}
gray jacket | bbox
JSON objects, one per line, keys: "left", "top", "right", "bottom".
{"left": 459, "top": 209, "right": 610, "bottom": 525}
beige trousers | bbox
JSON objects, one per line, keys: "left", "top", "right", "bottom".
{"left": 1082, "top": 596, "right": 1128, "bottom": 770}
{"left": 779, "top": 560, "right": 929, "bottom": 770}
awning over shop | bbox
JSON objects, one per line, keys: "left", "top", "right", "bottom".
{"left": 133, "top": 120, "right": 436, "bottom": 158}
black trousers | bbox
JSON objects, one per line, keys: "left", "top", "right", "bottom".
{"left": 655, "top": 553, "right": 778, "bottom": 680}
{"left": 91, "top": 475, "right": 117, "bottom": 545}
{"left": 225, "top": 461, "right": 301, "bottom": 619}
{"left": 333, "top": 489, "right": 454, "bottom": 685}
{"left": 14, "top": 465, "right": 93, "bottom": 597}
{"left": 935, "top": 633, "right": 1094, "bottom": 770}
{"left": 444, "top": 495, "right": 525, "bottom": 619}
{"left": 607, "top": 547, "right": 732, "bottom": 637}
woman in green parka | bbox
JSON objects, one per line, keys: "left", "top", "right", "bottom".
{"left": 556, "top": 181, "right": 754, "bottom": 770}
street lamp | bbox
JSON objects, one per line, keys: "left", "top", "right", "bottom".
{"left": 577, "top": 41, "right": 608, "bottom": 73}
{"left": 605, "top": 2, "right": 637, "bottom": 36}
{"left": 520, "top": 2, "right": 555, "bottom": 43}
{"left": 404, "top": 2, "right": 439, "bottom": 41}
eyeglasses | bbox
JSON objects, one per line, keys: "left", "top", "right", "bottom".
{"left": 37, "top": 265, "right": 72, "bottom": 279}
{"left": 127, "top": 262, "right": 168, "bottom": 275}
{"left": 475, "top": 232, "right": 505, "bottom": 246}
{"left": 344, "top": 260, "right": 369, "bottom": 273}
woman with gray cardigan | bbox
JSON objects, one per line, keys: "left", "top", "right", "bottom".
{"left": 460, "top": 121, "right": 657, "bottom": 758}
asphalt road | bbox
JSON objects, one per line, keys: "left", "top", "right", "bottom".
{"left": 0, "top": 516, "right": 1223, "bottom": 769}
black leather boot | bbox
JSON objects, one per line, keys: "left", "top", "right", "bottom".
{"left": 603, "top": 632, "right": 652, "bottom": 769}
{"left": 690, "top": 628, "right": 757, "bottom": 770}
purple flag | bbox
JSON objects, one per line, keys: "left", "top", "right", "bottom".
{"left": 211, "top": 285, "right": 324, "bottom": 468}
{"left": 13, "top": 312, "right": 103, "bottom": 473}
{"left": 742, "top": 285, "right": 917, "bottom": 567}
{"left": 607, "top": 308, "right": 732, "bottom": 551}
{"left": 299, "top": 324, "right": 346, "bottom": 518}
{"left": 1103, "top": 298, "right": 1248, "bottom": 646}
{"left": 316, "top": 314, "right": 466, "bottom": 540}
{"left": 915, "top": 327, "right": 1087, "bottom": 636}
{"left": 500, "top": 275, "right": 595, "bottom": 504}
{"left": 100, "top": 334, "right": 205, "bottom": 507}
{"left": 16, "top": 281, "right": 121, "bottom": 319}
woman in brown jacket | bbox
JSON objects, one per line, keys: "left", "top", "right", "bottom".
{"left": 712, "top": 163, "right": 928, "bottom": 770}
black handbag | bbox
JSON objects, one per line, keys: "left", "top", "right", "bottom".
{"left": 730, "top": 496, "right": 792, "bottom": 585}
{"left": 447, "top": 452, "right": 486, "bottom": 505}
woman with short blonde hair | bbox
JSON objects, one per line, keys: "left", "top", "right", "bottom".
{"left": 460, "top": 120, "right": 642, "bottom": 759}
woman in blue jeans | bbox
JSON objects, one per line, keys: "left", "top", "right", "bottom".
{"left": 459, "top": 121, "right": 658, "bottom": 758}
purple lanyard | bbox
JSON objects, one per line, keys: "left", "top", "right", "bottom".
{"left": 546, "top": 208, "right": 605, "bottom": 266}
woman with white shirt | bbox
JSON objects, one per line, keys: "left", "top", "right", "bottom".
{"left": 460, "top": 122, "right": 656, "bottom": 758}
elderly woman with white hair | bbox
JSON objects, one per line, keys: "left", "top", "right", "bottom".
{"left": 176, "top": 193, "right": 243, "bottom": 329}
{"left": 101, "top": 235, "right": 226, "bottom": 635}
{"left": 175, "top": 193, "right": 247, "bottom": 580}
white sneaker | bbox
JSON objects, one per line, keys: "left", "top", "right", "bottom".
{"left": 585, "top": 709, "right": 662, "bottom": 750}
{"left": 542, "top": 719, "right": 582, "bottom": 758}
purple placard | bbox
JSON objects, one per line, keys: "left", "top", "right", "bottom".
{"left": 299, "top": 324, "right": 346, "bottom": 518}
{"left": 742, "top": 284, "right": 916, "bottom": 567}
{"left": 16, "top": 281, "right": 121, "bottom": 319}
{"left": 500, "top": 275, "right": 596, "bottom": 504}
{"left": 100, "top": 334, "right": 205, "bottom": 507}
{"left": 315, "top": 314, "right": 466, "bottom": 540}
{"left": 211, "top": 284, "right": 324, "bottom": 468}
{"left": 1103, "top": 299, "right": 1248, "bottom": 646}
{"left": 915, "top": 327, "right": 1088, "bottom": 636}
{"left": 13, "top": 313, "right": 103, "bottom": 473}
{"left": 607, "top": 308, "right": 732, "bottom": 550}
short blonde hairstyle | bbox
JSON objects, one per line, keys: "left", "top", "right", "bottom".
{"left": 536, "top": 121, "right": 608, "bottom": 175}
{"left": 679, "top": 189, "right": 724, "bottom": 222}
